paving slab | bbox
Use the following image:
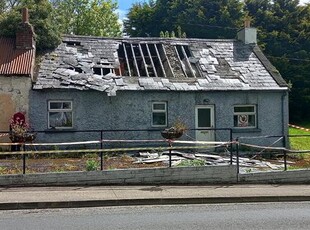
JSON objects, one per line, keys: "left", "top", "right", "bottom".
{"left": 0, "top": 185, "right": 310, "bottom": 210}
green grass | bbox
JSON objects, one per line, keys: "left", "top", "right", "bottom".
{"left": 177, "top": 159, "right": 205, "bottom": 167}
{"left": 289, "top": 127, "right": 310, "bottom": 150}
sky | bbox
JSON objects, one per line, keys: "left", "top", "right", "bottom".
{"left": 117, "top": 0, "right": 310, "bottom": 20}
{"left": 117, "top": 0, "right": 144, "bottom": 20}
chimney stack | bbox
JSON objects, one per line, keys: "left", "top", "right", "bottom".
{"left": 237, "top": 17, "right": 257, "bottom": 44}
{"left": 16, "top": 8, "right": 35, "bottom": 50}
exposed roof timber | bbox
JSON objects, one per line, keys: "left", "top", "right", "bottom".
{"left": 122, "top": 43, "right": 131, "bottom": 77}
{"left": 161, "top": 45, "right": 175, "bottom": 78}
{"left": 174, "top": 46, "right": 188, "bottom": 78}
{"left": 146, "top": 44, "right": 158, "bottom": 78}
{"left": 118, "top": 66, "right": 122, "bottom": 76}
{"left": 181, "top": 46, "right": 196, "bottom": 78}
{"left": 154, "top": 44, "right": 167, "bottom": 78}
{"left": 138, "top": 44, "right": 149, "bottom": 77}
{"left": 130, "top": 44, "right": 140, "bottom": 77}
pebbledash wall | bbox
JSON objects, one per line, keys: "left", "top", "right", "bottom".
{"left": 29, "top": 89, "right": 288, "bottom": 147}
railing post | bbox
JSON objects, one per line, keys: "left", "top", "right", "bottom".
{"left": 230, "top": 129, "right": 233, "bottom": 165}
{"left": 22, "top": 144, "right": 26, "bottom": 174}
{"left": 284, "top": 150, "right": 287, "bottom": 171}
{"left": 236, "top": 138, "right": 239, "bottom": 174}
{"left": 168, "top": 140, "right": 172, "bottom": 168}
{"left": 100, "top": 130, "right": 103, "bottom": 170}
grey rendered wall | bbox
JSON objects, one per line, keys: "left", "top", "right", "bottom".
{"left": 0, "top": 165, "right": 237, "bottom": 186}
{"left": 29, "top": 89, "right": 288, "bottom": 147}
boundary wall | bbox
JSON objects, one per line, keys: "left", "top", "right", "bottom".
{"left": 1, "top": 166, "right": 310, "bottom": 186}
{"left": 239, "top": 169, "right": 310, "bottom": 184}
{"left": 0, "top": 165, "right": 237, "bottom": 186}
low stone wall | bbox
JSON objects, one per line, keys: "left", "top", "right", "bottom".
{"left": 0, "top": 165, "right": 237, "bottom": 186}
{"left": 238, "top": 169, "right": 310, "bottom": 184}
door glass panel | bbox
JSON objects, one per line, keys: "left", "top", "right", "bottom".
{"left": 198, "top": 108, "right": 211, "bottom": 127}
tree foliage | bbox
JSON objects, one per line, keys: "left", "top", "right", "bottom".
{"left": 0, "top": 0, "right": 122, "bottom": 51}
{"left": 0, "top": 0, "right": 62, "bottom": 51}
{"left": 124, "top": 0, "right": 244, "bottom": 38}
{"left": 53, "top": 0, "right": 121, "bottom": 37}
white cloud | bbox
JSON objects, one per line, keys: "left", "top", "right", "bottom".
{"left": 300, "top": 0, "right": 310, "bottom": 5}
{"left": 115, "top": 9, "right": 127, "bottom": 21}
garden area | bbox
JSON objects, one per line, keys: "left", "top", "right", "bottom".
{"left": 0, "top": 117, "right": 310, "bottom": 175}
{"left": 288, "top": 122, "right": 310, "bottom": 170}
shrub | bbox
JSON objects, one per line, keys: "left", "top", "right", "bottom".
{"left": 177, "top": 159, "right": 205, "bottom": 167}
{"left": 86, "top": 159, "right": 99, "bottom": 171}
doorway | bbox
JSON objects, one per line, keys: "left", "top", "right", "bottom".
{"left": 195, "top": 105, "right": 215, "bottom": 142}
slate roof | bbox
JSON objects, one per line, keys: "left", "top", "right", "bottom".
{"left": 34, "top": 35, "right": 288, "bottom": 96}
{"left": 0, "top": 37, "right": 35, "bottom": 76}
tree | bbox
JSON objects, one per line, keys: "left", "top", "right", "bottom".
{"left": 124, "top": 0, "right": 244, "bottom": 39}
{"left": 54, "top": 0, "right": 122, "bottom": 37}
{"left": 0, "top": 0, "right": 62, "bottom": 51}
{"left": 123, "top": 1, "right": 156, "bottom": 37}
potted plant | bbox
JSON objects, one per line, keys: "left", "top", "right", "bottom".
{"left": 9, "top": 113, "right": 36, "bottom": 143}
{"left": 161, "top": 119, "right": 187, "bottom": 139}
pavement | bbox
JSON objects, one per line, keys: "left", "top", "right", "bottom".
{"left": 0, "top": 184, "right": 310, "bottom": 210}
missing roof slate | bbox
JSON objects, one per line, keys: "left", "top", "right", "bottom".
{"left": 34, "top": 36, "right": 288, "bottom": 94}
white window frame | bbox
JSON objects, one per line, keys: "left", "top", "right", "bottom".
{"left": 152, "top": 102, "right": 167, "bottom": 127}
{"left": 233, "top": 105, "right": 257, "bottom": 128}
{"left": 48, "top": 101, "right": 73, "bottom": 129}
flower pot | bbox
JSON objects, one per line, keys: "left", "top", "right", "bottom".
{"left": 161, "top": 129, "right": 183, "bottom": 139}
{"left": 9, "top": 132, "right": 37, "bottom": 143}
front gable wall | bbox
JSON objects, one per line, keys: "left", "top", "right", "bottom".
{"left": 29, "top": 89, "right": 288, "bottom": 147}
{"left": 30, "top": 35, "right": 289, "bottom": 148}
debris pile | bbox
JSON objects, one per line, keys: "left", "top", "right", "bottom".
{"left": 134, "top": 151, "right": 288, "bottom": 173}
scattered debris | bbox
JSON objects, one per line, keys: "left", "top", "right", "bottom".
{"left": 134, "top": 151, "right": 289, "bottom": 172}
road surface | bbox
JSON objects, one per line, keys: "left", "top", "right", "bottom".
{"left": 0, "top": 202, "right": 310, "bottom": 229}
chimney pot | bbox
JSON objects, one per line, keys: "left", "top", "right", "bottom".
{"left": 244, "top": 19, "right": 251, "bottom": 28}
{"left": 22, "top": 8, "right": 29, "bottom": 23}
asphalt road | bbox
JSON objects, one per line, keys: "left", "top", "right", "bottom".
{"left": 0, "top": 202, "right": 310, "bottom": 230}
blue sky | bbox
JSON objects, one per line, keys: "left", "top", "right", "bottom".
{"left": 117, "top": 0, "right": 146, "bottom": 20}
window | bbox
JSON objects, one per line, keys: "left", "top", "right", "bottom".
{"left": 152, "top": 102, "right": 167, "bottom": 127}
{"left": 233, "top": 105, "right": 256, "bottom": 128}
{"left": 48, "top": 101, "right": 73, "bottom": 129}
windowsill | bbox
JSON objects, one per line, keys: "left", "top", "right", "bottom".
{"left": 232, "top": 128, "right": 261, "bottom": 133}
{"left": 44, "top": 128, "right": 76, "bottom": 133}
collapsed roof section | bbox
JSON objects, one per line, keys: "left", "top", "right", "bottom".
{"left": 33, "top": 35, "right": 288, "bottom": 96}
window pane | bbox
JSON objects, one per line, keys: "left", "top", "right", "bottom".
{"left": 153, "top": 112, "right": 166, "bottom": 126}
{"left": 62, "top": 102, "right": 71, "bottom": 109}
{"left": 234, "top": 106, "right": 254, "bottom": 113}
{"left": 153, "top": 103, "right": 165, "bottom": 110}
{"left": 234, "top": 115, "right": 256, "bottom": 127}
{"left": 50, "top": 102, "right": 63, "bottom": 109}
{"left": 198, "top": 108, "right": 211, "bottom": 127}
{"left": 248, "top": 115, "right": 256, "bottom": 127}
{"left": 50, "top": 102, "right": 71, "bottom": 110}
{"left": 49, "top": 112, "right": 72, "bottom": 128}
